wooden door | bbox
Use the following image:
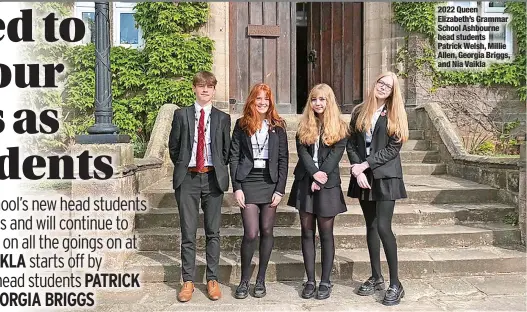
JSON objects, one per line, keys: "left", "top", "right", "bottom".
{"left": 229, "top": 2, "right": 296, "bottom": 113}
{"left": 307, "top": 2, "right": 363, "bottom": 113}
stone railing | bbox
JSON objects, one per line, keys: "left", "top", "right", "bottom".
{"left": 415, "top": 102, "right": 526, "bottom": 244}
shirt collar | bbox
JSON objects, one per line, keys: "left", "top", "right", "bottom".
{"left": 194, "top": 102, "right": 212, "bottom": 113}
{"left": 375, "top": 105, "right": 385, "bottom": 113}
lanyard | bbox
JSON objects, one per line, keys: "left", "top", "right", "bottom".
{"left": 254, "top": 128, "right": 269, "bottom": 159}
{"left": 195, "top": 110, "right": 211, "bottom": 138}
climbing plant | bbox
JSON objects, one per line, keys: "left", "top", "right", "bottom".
{"left": 40, "top": 2, "right": 213, "bottom": 156}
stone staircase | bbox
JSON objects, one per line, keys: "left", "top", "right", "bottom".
{"left": 128, "top": 114, "right": 525, "bottom": 284}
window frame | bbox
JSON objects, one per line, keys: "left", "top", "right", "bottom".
{"left": 74, "top": 2, "right": 95, "bottom": 45}
{"left": 484, "top": 2, "right": 507, "bottom": 14}
{"left": 74, "top": 2, "right": 144, "bottom": 49}
{"left": 112, "top": 2, "right": 144, "bottom": 49}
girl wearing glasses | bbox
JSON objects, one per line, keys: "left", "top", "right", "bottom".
{"left": 287, "top": 84, "right": 348, "bottom": 300}
{"left": 229, "top": 83, "right": 289, "bottom": 299}
{"left": 346, "top": 72, "right": 409, "bottom": 306}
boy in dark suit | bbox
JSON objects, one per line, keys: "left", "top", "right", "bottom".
{"left": 168, "top": 71, "right": 231, "bottom": 302}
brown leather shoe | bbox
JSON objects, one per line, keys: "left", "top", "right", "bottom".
{"left": 177, "top": 281, "right": 194, "bottom": 302}
{"left": 207, "top": 280, "right": 222, "bottom": 300}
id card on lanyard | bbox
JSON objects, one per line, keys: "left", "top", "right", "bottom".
{"left": 254, "top": 129, "right": 268, "bottom": 169}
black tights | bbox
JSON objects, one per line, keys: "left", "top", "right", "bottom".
{"left": 300, "top": 211, "right": 335, "bottom": 283}
{"left": 359, "top": 200, "right": 399, "bottom": 286}
{"left": 240, "top": 203, "right": 277, "bottom": 281}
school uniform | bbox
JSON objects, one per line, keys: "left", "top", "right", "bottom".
{"left": 229, "top": 119, "right": 288, "bottom": 204}
{"left": 347, "top": 106, "right": 407, "bottom": 201}
{"left": 168, "top": 103, "right": 231, "bottom": 283}
{"left": 287, "top": 134, "right": 347, "bottom": 217}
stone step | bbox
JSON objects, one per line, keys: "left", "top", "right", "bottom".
{"left": 124, "top": 246, "right": 526, "bottom": 283}
{"left": 134, "top": 223, "right": 520, "bottom": 252}
{"left": 141, "top": 175, "right": 501, "bottom": 208}
{"left": 135, "top": 203, "right": 515, "bottom": 229}
{"left": 285, "top": 130, "right": 425, "bottom": 141}
{"left": 288, "top": 150, "right": 441, "bottom": 164}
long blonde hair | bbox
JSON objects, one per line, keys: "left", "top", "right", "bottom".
{"left": 297, "top": 84, "right": 349, "bottom": 146}
{"left": 353, "top": 72, "right": 409, "bottom": 143}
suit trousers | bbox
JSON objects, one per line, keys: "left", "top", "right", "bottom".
{"left": 175, "top": 170, "right": 224, "bottom": 282}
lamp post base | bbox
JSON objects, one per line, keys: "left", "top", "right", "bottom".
{"left": 76, "top": 134, "right": 131, "bottom": 144}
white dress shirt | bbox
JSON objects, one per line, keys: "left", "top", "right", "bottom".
{"left": 365, "top": 104, "right": 385, "bottom": 156}
{"left": 189, "top": 102, "right": 213, "bottom": 167}
{"left": 313, "top": 134, "right": 320, "bottom": 168}
{"left": 251, "top": 119, "right": 270, "bottom": 159}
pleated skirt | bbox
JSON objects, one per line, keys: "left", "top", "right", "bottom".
{"left": 287, "top": 175, "right": 347, "bottom": 218}
{"left": 347, "top": 169, "right": 407, "bottom": 201}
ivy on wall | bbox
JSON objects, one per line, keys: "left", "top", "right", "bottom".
{"left": 393, "top": 2, "right": 526, "bottom": 100}
{"left": 59, "top": 2, "right": 213, "bottom": 156}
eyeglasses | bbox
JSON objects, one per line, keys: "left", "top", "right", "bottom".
{"left": 376, "top": 80, "right": 393, "bottom": 91}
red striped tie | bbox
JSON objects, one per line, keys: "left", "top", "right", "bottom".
{"left": 196, "top": 109, "right": 205, "bottom": 171}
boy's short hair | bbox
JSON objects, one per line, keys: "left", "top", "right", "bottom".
{"left": 193, "top": 71, "right": 217, "bottom": 87}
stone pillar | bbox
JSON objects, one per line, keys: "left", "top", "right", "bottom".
{"left": 199, "top": 2, "right": 229, "bottom": 112}
{"left": 519, "top": 142, "right": 526, "bottom": 245}
{"left": 363, "top": 3, "right": 406, "bottom": 100}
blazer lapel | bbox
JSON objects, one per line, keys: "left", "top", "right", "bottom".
{"left": 246, "top": 131, "right": 254, "bottom": 159}
{"left": 210, "top": 107, "right": 219, "bottom": 150}
{"left": 268, "top": 128, "right": 277, "bottom": 161}
{"left": 372, "top": 108, "right": 387, "bottom": 139}
{"left": 187, "top": 105, "right": 196, "bottom": 148}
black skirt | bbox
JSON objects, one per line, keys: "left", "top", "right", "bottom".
{"left": 347, "top": 168, "right": 407, "bottom": 201}
{"left": 239, "top": 166, "right": 276, "bottom": 204}
{"left": 287, "top": 175, "right": 347, "bottom": 218}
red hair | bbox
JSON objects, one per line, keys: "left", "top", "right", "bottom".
{"left": 239, "top": 83, "right": 285, "bottom": 136}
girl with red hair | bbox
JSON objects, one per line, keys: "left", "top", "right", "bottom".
{"left": 229, "top": 83, "right": 289, "bottom": 299}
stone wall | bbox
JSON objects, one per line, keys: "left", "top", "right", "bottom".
{"left": 403, "top": 35, "right": 525, "bottom": 152}
{"left": 415, "top": 102, "right": 526, "bottom": 243}
{"left": 198, "top": 2, "right": 229, "bottom": 111}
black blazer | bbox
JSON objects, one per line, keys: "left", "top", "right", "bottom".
{"left": 168, "top": 105, "right": 231, "bottom": 191}
{"left": 346, "top": 108, "right": 403, "bottom": 179}
{"left": 229, "top": 119, "right": 289, "bottom": 194}
{"left": 293, "top": 135, "right": 347, "bottom": 188}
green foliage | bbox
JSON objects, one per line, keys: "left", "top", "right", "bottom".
{"left": 496, "top": 120, "right": 521, "bottom": 155}
{"left": 135, "top": 2, "right": 209, "bottom": 37}
{"left": 53, "top": 2, "right": 213, "bottom": 156}
{"left": 475, "top": 140, "right": 495, "bottom": 155}
{"left": 392, "top": 3, "right": 436, "bottom": 38}
{"left": 393, "top": 2, "right": 527, "bottom": 100}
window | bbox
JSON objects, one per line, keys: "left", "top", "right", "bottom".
{"left": 74, "top": 2, "right": 143, "bottom": 48}
{"left": 484, "top": 2, "right": 506, "bottom": 13}
{"left": 442, "top": 1, "right": 513, "bottom": 60}
{"left": 75, "top": 3, "right": 95, "bottom": 44}
{"left": 113, "top": 2, "right": 144, "bottom": 48}
{"left": 478, "top": 2, "right": 513, "bottom": 57}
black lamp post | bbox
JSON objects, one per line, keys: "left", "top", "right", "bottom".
{"left": 76, "top": 1, "right": 130, "bottom": 144}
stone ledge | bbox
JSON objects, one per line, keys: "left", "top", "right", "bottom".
{"left": 416, "top": 102, "right": 522, "bottom": 170}
{"left": 134, "top": 157, "right": 163, "bottom": 171}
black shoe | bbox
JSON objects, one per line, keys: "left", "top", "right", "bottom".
{"left": 301, "top": 281, "right": 316, "bottom": 299}
{"left": 382, "top": 282, "right": 405, "bottom": 306}
{"left": 253, "top": 279, "right": 266, "bottom": 298}
{"left": 357, "top": 276, "right": 385, "bottom": 296}
{"left": 235, "top": 280, "right": 250, "bottom": 299}
{"left": 316, "top": 281, "right": 332, "bottom": 300}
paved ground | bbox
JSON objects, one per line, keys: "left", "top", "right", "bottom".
{"left": 66, "top": 274, "right": 526, "bottom": 311}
